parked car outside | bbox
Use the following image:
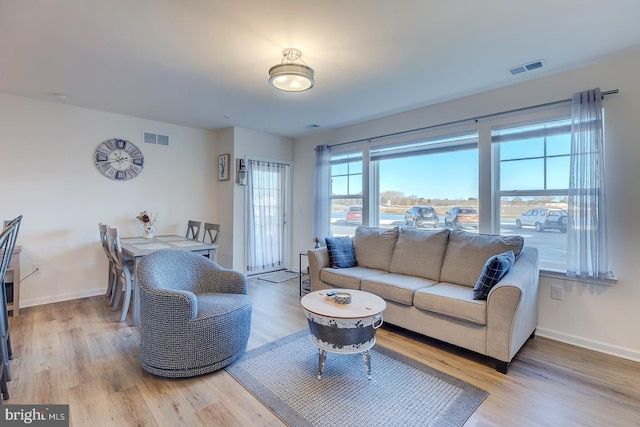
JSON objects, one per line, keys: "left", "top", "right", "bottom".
{"left": 345, "top": 205, "right": 362, "bottom": 224}
{"left": 515, "top": 208, "right": 567, "bottom": 232}
{"left": 444, "top": 207, "right": 479, "bottom": 229}
{"left": 404, "top": 206, "right": 439, "bottom": 228}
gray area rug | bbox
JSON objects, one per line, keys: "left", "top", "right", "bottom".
{"left": 257, "top": 270, "right": 299, "bottom": 283}
{"left": 226, "top": 330, "right": 488, "bottom": 427}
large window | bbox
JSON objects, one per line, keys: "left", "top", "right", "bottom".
{"left": 329, "top": 132, "right": 478, "bottom": 237}
{"left": 371, "top": 132, "right": 478, "bottom": 231}
{"left": 493, "top": 116, "right": 571, "bottom": 271}
{"left": 330, "top": 152, "right": 362, "bottom": 237}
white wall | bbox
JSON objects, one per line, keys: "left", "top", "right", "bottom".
{"left": 292, "top": 46, "right": 640, "bottom": 361}
{"left": 215, "top": 127, "right": 236, "bottom": 269}
{"left": 0, "top": 92, "right": 293, "bottom": 307}
{"left": 0, "top": 93, "right": 219, "bottom": 307}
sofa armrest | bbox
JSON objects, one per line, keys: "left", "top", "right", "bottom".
{"left": 307, "top": 247, "right": 330, "bottom": 291}
{"left": 486, "top": 246, "right": 540, "bottom": 362}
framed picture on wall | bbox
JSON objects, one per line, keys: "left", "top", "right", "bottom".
{"left": 218, "top": 154, "right": 230, "bottom": 181}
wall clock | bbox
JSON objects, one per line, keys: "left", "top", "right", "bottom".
{"left": 218, "top": 153, "right": 230, "bottom": 181}
{"left": 94, "top": 138, "right": 144, "bottom": 181}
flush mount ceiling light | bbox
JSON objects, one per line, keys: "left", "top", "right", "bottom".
{"left": 269, "top": 48, "right": 315, "bottom": 92}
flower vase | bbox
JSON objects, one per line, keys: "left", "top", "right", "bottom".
{"left": 143, "top": 224, "right": 155, "bottom": 239}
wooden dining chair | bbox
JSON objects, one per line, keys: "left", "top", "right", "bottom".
{"left": 202, "top": 223, "right": 220, "bottom": 244}
{"left": 98, "top": 223, "right": 117, "bottom": 302}
{"left": 107, "top": 227, "right": 134, "bottom": 322}
{"left": 186, "top": 220, "right": 201, "bottom": 240}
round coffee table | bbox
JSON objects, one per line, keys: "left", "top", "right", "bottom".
{"left": 300, "top": 289, "right": 386, "bottom": 379}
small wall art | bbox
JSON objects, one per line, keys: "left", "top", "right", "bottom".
{"left": 218, "top": 154, "right": 230, "bottom": 181}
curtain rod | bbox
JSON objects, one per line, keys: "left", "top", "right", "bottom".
{"left": 328, "top": 89, "right": 619, "bottom": 148}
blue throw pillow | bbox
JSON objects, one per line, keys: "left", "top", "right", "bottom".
{"left": 473, "top": 250, "right": 515, "bottom": 300}
{"left": 325, "top": 236, "right": 357, "bottom": 268}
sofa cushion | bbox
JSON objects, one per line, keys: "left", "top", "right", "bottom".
{"left": 320, "top": 266, "right": 387, "bottom": 290}
{"left": 353, "top": 226, "right": 399, "bottom": 271}
{"left": 440, "top": 231, "right": 524, "bottom": 287}
{"left": 414, "top": 283, "right": 487, "bottom": 325}
{"left": 389, "top": 228, "right": 450, "bottom": 281}
{"left": 361, "top": 273, "right": 437, "bottom": 306}
{"left": 473, "top": 251, "right": 515, "bottom": 300}
{"left": 325, "top": 236, "right": 357, "bottom": 268}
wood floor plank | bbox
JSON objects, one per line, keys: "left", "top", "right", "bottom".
{"left": 5, "top": 276, "right": 640, "bottom": 426}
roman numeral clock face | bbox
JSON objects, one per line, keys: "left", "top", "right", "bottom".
{"left": 94, "top": 138, "right": 144, "bottom": 181}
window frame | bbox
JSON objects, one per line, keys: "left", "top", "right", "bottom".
{"left": 491, "top": 113, "right": 572, "bottom": 273}
{"left": 329, "top": 150, "right": 364, "bottom": 235}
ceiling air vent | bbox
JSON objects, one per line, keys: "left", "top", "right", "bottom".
{"left": 509, "top": 66, "right": 527, "bottom": 75}
{"left": 509, "top": 59, "right": 544, "bottom": 76}
{"left": 143, "top": 132, "right": 169, "bottom": 146}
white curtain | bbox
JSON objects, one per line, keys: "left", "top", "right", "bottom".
{"left": 312, "top": 144, "right": 331, "bottom": 244}
{"left": 246, "top": 160, "right": 289, "bottom": 273}
{"left": 567, "top": 88, "right": 613, "bottom": 279}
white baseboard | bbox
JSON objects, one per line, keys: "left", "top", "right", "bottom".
{"left": 537, "top": 327, "right": 640, "bottom": 363}
{"left": 20, "top": 288, "right": 105, "bottom": 309}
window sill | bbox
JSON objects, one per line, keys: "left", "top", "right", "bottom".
{"left": 539, "top": 269, "right": 617, "bottom": 286}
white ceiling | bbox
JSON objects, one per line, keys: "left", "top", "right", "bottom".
{"left": 2, "top": 1, "right": 640, "bottom": 138}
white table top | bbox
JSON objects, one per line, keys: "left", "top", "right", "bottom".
{"left": 301, "top": 289, "right": 386, "bottom": 319}
{"left": 120, "top": 234, "right": 218, "bottom": 257}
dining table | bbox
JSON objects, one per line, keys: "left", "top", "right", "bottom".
{"left": 119, "top": 234, "right": 219, "bottom": 326}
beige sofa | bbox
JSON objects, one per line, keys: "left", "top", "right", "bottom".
{"left": 307, "top": 226, "right": 540, "bottom": 373}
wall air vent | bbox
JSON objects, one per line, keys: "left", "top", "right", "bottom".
{"left": 156, "top": 134, "right": 169, "bottom": 146}
{"left": 143, "top": 132, "right": 169, "bottom": 146}
{"left": 509, "top": 59, "right": 545, "bottom": 76}
{"left": 144, "top": 132, "right": 157, "bottom": 144}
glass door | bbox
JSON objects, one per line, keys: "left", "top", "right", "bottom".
{"left": 246, "top": 159, "right": 290, "bottom": 274}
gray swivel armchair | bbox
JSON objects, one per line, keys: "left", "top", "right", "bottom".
{"left": 137, "top": 249, "right": 251, "bottom": 378}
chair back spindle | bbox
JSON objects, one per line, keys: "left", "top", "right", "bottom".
{"left": 107, "top": 227, "right": 133, "bottom": 322}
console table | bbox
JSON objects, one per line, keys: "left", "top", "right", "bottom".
{"left": 299, "top": 251, "right": 310, "bottom": 296}
{"left": 3, "top": 246, "right": 21, "bottom": 316}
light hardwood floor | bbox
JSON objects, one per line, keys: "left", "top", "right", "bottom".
{"left": 5, "top": 277, "right": 640, "bottom": 426}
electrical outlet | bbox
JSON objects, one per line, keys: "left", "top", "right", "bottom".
{"left": 33, "top": 264, "right": 41, "bottom": 274}
{"left": 551, "top": 285, "right": 562, "bottom": 300}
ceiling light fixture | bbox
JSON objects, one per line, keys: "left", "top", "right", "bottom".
{"left": 269, "top": 48, "right": 314, "bottom": 92}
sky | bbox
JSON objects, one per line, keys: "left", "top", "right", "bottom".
{"left": 379, "top": 150, "right": 478, "bottom": 200}
{"left": 332, "top": 134, "right": 571, "bottom": 200}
